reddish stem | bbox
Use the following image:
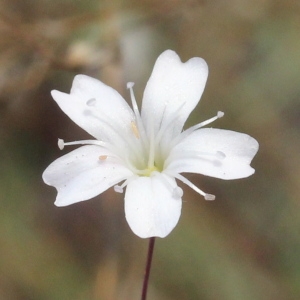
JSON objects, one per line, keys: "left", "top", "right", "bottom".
{"left": 141, "top": 237, "right": 156, "bottom": 300}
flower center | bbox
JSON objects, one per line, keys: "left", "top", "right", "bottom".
{"left": 126, "top": 82, "right": 162, "bottom": 177}
{"left": 126, "top": 119, "right": 163, "bottom": 176}
{"left": 143, "top": 165, "right": 160, "bottom": 176}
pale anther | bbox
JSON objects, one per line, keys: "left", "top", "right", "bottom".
{"left": 217, "top": 111, "right": 224, "bottom": 118}
{"left": 99, "top": 155, "right": 107, "bottom": 161}
{"left": 58, "top": 138, "right": 65, "bottom": 150}
{"left": 127, "top": 82, "right": 134, "bottom": 89}
{"left": 172, "top": 187, "right": 183, "bottom": 199}
{"left": 114, "top": 185, "right": 124, "bottom": 193}
{"left": 204, "top": 194, "right": 216, "bottom": 201}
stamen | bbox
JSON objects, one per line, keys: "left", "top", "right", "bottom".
{"left": 171, "top": 111, "right": 225, "bottom": 147}
{"left": 99, "top": 155, "right": 108, "bottom": 161}
{"left": 131, "top": 121, "right": 140, "bottom": 139}
{"left": 155, "top": 172, "right": 183, "bottom": 199}
{"left": 197, "top": 111, "right": 224, "bottom": 128}
{"left": 127, "top": 82, "right": 138, "bottom": 114}
{"left": 58, "top": 139, "right": 106, "bottom": 148}
{"left": 64, "top": 140, "right": 107, "bottom": 147}
{"left": 165, "top": 171, "right": 215, "bottom": 200}
{"left": 127, "top": 82, "right": 148, "bottom": 147}
{"left": 84, "top": 97, "right": 145, "bottom": 164}
{"left": 114, "top": 177, "right": 135, "bottom": 193}
{"left": 127, "top": 82, "right": 141, "bottom": 123}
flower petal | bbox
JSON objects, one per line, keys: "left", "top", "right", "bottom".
{"left": 166, "top": 128, "right": 259, "bottom": 180}
{"left": 124, "top": 173, "right": 182, "bottom": 238}
{"left": 141, "top": 50, "right": 208, "bottom": 139}
{"left": 42, "top": 145, "right": 133, "bottom": 206}
{"left": 51, "top": 75, "right": 136, "bottom": 148}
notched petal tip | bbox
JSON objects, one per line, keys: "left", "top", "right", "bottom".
{"left": 41, "top": 169, "right": 51, "bottom": 186}
{"left": 54, "top": 195, "right": 84, "bottom": 207}
{"left": 251, "top": 138, "right": 260, "bottom": 154}
{"left": 50, "top": 89, "right": 63, "bottom": 99}
{"left": 54, "top": 199, "right": 67, "bottom": 207}
{"left": 159, "top": 49, "right": 208, "bottom": 69}
{"left": 142, "top": 49, "right": 209, "bottom": 139}
{"left": 71, "top": 74, "right": 98, "bottom": 94}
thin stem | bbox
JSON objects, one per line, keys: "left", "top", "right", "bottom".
{"left": 141, "top": 237, "right": 156, "bottom": 300}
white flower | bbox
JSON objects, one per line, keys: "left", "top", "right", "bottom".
{"left": 43, "top": 50, "right": 259, "bottom": 238}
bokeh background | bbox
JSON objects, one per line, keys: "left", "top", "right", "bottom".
{"left": 1, "top": 0, "right": 300, "bottom": 299}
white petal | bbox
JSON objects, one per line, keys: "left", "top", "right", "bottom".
{"left": 124, "top": 173, "right": 182, "bottom": 238}
{"left": 166, "top": 128, "right": 259, "bottom": 180}
{"left": 42, "top": 145, "right": 133, "bottom": 206}
{"left": 141, "top": 50, "right": 208, "bottom": 139}
{"left": 51, "top": 75, "right": 136, "bottom": 148}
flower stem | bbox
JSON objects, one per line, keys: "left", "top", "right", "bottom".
{"left": 141, "top": 237, "right": 156, "bottom": 300}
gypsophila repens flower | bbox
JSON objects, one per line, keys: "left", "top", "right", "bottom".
{"left": 43, "top": 50, "right": 259, "bottom": 238}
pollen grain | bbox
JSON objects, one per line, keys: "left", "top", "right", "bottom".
{"left": 99, "top": 155, "right": 108, "bottom": 161}
{"left": 131, "top": 121, "right": 140, "bottom": 139}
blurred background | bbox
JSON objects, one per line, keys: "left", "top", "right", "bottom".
{"left": 1, "top": 0, "right": 300, "bottom": 299}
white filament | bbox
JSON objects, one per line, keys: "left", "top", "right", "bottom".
{"left": 57, "top": 138, "right": 106, "bottom": 149}
{"left": 171, "top": 111, "right": 224, "bottom": 148}
{"left": 165, "top": 171, "right": 215, "bottom": 200}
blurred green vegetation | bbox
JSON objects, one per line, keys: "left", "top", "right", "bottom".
{"left": 1, "top": 0, "right": 300, "bottom": 299}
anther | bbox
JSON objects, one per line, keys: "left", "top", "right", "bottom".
{"left": 58, "top": 138, "right": 65, "bottom": 150}
{"left": 217, "top": 111, "right": 224, "bottom": 118}
{"left": 127, "top": 82, "right": 134, "bottom": 89}
{"left": 165, "top": 171, "right": 215, "bottom": 201}
{"left": 197, "top": 111, "right": 224, "bottom": 128}
{"left": 172, "top": 187, "right": 183, "bottom": 199}
{"left": 114, "top": 185, "right": 124, "bottom": 193}
{"left": 131, "top": 121, "right": 140, "bottom": 139}
{"left": 204, "top": 194, "right": 216, "bottom": 201}
{"left": 126, "top": 82, "right": 149, "bottom": 152}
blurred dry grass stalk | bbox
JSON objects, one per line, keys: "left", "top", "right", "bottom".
{"left": 1, "top": 0, "right": 300, "bottom": 299}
